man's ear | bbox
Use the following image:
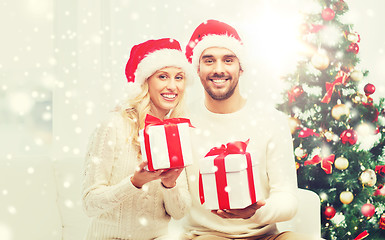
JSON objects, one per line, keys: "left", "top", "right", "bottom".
{"left": 240, "top": 68, "right": 244, "bottom": 76}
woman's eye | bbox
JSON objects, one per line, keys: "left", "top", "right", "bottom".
{"left": 158, "top": 74, "right": 168, "bottom": 79}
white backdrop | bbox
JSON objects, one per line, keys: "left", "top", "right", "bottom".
{"left": 0, "top": 0, "right": 384, "bottom": 238}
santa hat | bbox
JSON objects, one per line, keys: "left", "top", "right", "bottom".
{"left": 125, "top": 38, "right": 192, "bottom": 86}
{"left": 185, "top": 19, "right": 245, "bottom": 70}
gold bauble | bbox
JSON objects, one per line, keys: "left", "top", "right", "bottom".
{"left": 288, "top": 117, "right": 301, "bottom": 134}
{"left": 295, "top": 146, "right": 307, "bottom": 159}
{"left": 331, "top": 104, "right": 350, "bottom": 120}
{"left": 351, "top": 92, "right": 365, "bottom": 104}
{"left": 359, "top": 169, "right": 377, "bottom": 187}
{"left": 350, "top": 70, "right": 363, "bottom": 82}
{"left": 311, "top": 51, "right": 330, "bottom": 70}
{"left": 335, "top": 157, "right": 349, "bottom": 170}
{"left": 340, "top": 191, "right": 354, "bottom": 204}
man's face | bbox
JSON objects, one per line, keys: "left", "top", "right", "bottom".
{"left": 198, "top": 47, "right": 242, "bottom": 101}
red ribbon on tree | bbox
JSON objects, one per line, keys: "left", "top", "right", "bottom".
{"left": 298, "top": 127, "right": 320, "bottom": 138}
{"left": 143, "top": 114, "right": 193, "bottom": 171}
{"left": 375, "top": 165, "right": 385, "bottom": 177}
{"left": 199, "top": 140, "right": 256, "bottom": 209}
{"left": 321, "top": 70, "right": 349, "bottom": 104}
{"left": 304, "top": 154, "right": 335, "bottom": 174}
{"left": 354, "top": 230, "right": 369, "bottom": 240}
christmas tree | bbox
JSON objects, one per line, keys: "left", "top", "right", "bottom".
{"left": 277, "top": 0, "right": 385, "bottom": 239}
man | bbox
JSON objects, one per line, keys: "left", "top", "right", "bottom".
{"left": 183, "top": 19, "right": 311, "bottom": 240}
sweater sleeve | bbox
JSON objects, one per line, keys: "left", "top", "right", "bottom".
{"left": 82, "top": 113, "right": 142, "bottom": 217}
{"left": 251, "top": 111, "right": 298, "bottom": 225}
{"left": 160, "top": 168, "right": 192, "bottom": 220}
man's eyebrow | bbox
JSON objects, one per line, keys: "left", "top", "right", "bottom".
{"left": 223, "top": 54, "right": 237, "bottom": 58}
{"left": 201, "top": 54, "right": 214, "bottom": 59}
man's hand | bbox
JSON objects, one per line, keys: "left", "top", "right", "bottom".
{"left": 211, "top": 200, "right": 266, "bottom": 219}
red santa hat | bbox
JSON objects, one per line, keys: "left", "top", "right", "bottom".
{"left": 125, "top": 38, "right": 192, "bottom": 85}
{"left": 185, "top": 19, "right": 245, "bottom": 70}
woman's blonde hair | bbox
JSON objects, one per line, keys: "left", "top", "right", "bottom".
{"left": 118, "top": 77, "right": 186, "bottom": 158}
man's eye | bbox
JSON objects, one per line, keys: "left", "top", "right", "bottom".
{"left": 175, "top": 75, "right": 184, "bottom": 80}
{"left": 225, "top": 58, "right": 233, "bottom": 63}
{"left": 204, "top": 59, "right": 214, "bottom": 64}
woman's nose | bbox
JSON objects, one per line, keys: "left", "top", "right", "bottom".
{"left": 166, "top": 78, "right": 177, "bottom": 90}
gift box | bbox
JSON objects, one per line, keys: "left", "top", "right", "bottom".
{"left": 199, "top": 140, "right": 258, "bottom": 210}
{"left": 139, "top": 114, "right": 193, "bottom": 171}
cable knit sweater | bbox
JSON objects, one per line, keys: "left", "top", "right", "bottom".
{"left": 82, "top": 111, "right": 191, "bottom": 240}
{"left": 183, "top": 100, "right": 299, "bottom": 239}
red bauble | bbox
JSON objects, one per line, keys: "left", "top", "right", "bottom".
{"left": 364, "top": 83, "right": 376, "bottom": 96}
{"left": 361, "top": 203, "right": 375, "bottom": 217}
{"left": 322, "top": 8, "right": 335, "bottom": 21}
{"left": 347, "top": 43, "right": 359, "bottom": 54}
{"left": 340, "top": 129, "right": 358, "bottom": 145}
{"left": 324, "top": 206, "right": 336, "bottom": 220}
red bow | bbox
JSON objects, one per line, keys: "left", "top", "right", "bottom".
{"left": 375, "top": 165, "right": 385, "bottom": 177}
{"left": 298, "top": 128, "right": 320, "bottom": 138}
{"left": 144, "top": 114, "right": 193, "bottom": 128}
{"left": 205, "top": 140, "right": 249, "bottom": 157}
{"left": 288, "top": 85, "right": 304, "bottom": 104}
{"left": 321, "top": 71, "right": 349, "bottom": 104}
{"left": 304, "top": 154, "right": 335, "bottom": 174}
{"left": 354, "top": 230, "right": 369, "bottom": 240}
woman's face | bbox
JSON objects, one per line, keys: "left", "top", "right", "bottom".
{"left": 147, "top": 66, "right": 186, "bottom": 118}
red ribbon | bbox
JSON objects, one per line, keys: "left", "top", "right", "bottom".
{"left": 354, "top": 230, "right": 369, "bottom": 240}
{"left": 199, "top": 140, "right": 256, "bottom": 209}
{"left": 298, "top": 127, "right": 320, "bottom": 138}
{"left": 321, "top": 71, "right": 349, "bottom": 104}
{"left": 143, "top": 114, "right": 193, "bottom": 171}
{"left": 375, "top": 165, "right": 385, "bottom": 177}
{"left": 288, "top": 85, "right": 304, "bottom": 104}
{"left": 304, "top": 154, "right": 335, "bottom": 174}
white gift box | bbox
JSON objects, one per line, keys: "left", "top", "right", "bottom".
{"left": 199, "top": 153, "right": 258, "bottom": 210}
{"left": 139, "top": 122, "right": 193, "bottom": 171}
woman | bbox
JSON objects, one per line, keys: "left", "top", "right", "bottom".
{"left": 82, "top": 38, "right": 193, "bottom": 240}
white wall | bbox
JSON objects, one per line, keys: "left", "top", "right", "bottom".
{"left": 0, "top": 0, "right": 384, "bottom": 239}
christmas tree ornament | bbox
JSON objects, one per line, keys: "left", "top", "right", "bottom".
{"left": 379, "top": 214, "right": 385, "bottom": 230}
{"left": 331, "top": 103, "right": 350, "bottom": 120}
{"left": 374, "top": 185, "right": 385, "bottom": 196}
{"left": 288, "top": 85, "right": 304, "bottom": 103}
{"left": 346, "top": 32, "right": 361, "bottom": 43}
{"left": 333, "top": 0, "right": 347, "bottom": 11}
{"left": 339, "top": 191, "right": 354, "bottom": 204}
{"left": 361, "top": 203, "right": 375, "bottom": 218}
{"left": 288, "top": 117, "right": 301, "bottom": 134}
{"left": 295, "top": 146, "right": 307, "bottom": 160}
{"left": 340, "top": 129, "right": 358, "bottom": 145}
{"left": 351, "top": 92, "right": 365, "bottom": 104}
{"left": 347, "top": 42, "right": 359, "bottom": 54}
{"left": 359, "top": 169, "right": 377, "bottom": 187}
{"left": 350, "top": 70, "right": 363, "bottom": 82}
{"left": 324, "top": 206, "right": 336, "bottom": 220}
{"left": 322, "top": 8, "right": 335, "bottom": 21}
{"left": 364, "top": 83, "right": 376, "bottom": 96}
{"left": 323, "top": 130, "right": 336, "bottom": 142}
{"left": 335, "top": 156, "right": 349, "bottom": 170}
{"left": 311, "top": 51, "right": 330, "bottom": 70}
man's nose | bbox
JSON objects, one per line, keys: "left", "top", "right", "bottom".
{"left": 213, "top": 62, "right": 225, "bottom": 74}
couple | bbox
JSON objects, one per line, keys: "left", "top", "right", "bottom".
{"left": 82, "top": 19, "right": 308, "bottom": 240}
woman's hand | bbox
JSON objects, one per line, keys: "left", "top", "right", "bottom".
{"left": 130, "top": 161, "right": 163, "bottom": 188}
{"left": 160, "top": 168, "right": 184, "bottom": 188}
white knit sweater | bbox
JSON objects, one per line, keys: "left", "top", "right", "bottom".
{"left": 183, "top": 100, "right": 299, "bottom": 238}
{"left": 82, "top": 112, "right": 191, "bottom": 240}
